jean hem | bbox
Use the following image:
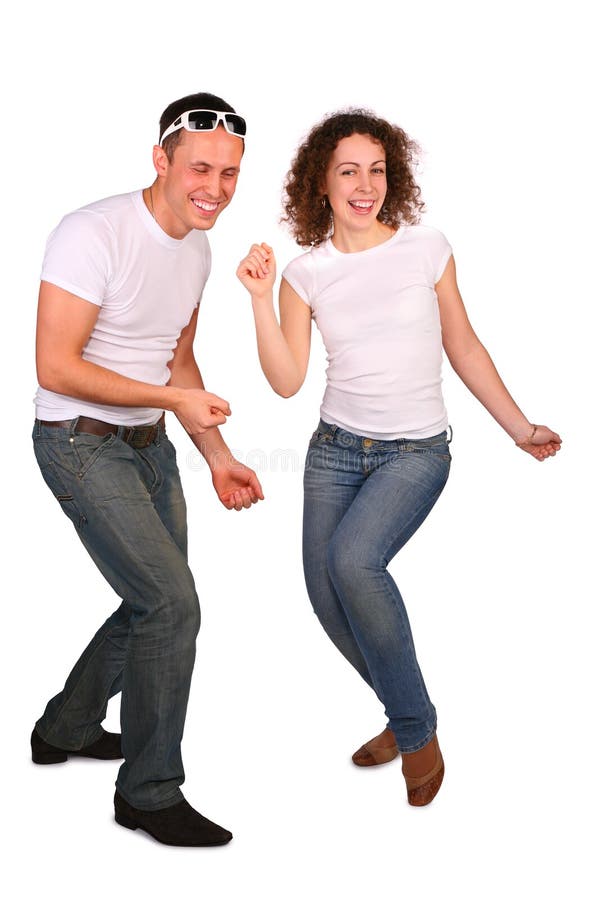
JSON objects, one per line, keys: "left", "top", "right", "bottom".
{"left": 34, "top": 721, "right": 105, "bottom": 752}
{"left": 114, "top": 783, "right": 185, "bottom": 812}
{"left": 394, "top": 725, "right": 438, "bottom": 755}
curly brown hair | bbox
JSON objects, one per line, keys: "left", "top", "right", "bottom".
{"left": 282, "top": 109, "right": 425, "bottom": 247}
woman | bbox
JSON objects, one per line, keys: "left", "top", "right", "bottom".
{"left": 237, "top": 109, "right": 561, "bottom": 806}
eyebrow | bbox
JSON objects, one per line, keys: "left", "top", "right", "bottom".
{"left": 335, "top": 159, "right": 386, "bottom": 169}
{"left": 189, "top": 160, "right": 241, "bottom": 171}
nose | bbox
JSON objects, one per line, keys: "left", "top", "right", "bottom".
{"left": 357, "top": 170, "right": 374, "bottom": 193}
{"left": 202, "top": 171, "right": 222, "bottom": 199}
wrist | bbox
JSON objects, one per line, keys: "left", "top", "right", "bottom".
{"left": 205, "top": 448, "right": 235, "bottom": 472}
{"left": 514, "top": 423, "right": 537, "bottom": 446}
{"left": 192, "top": 433, "right": 233, "bottom": 470}
{"left": 251, "top": 289, "right": 274, "bottom": 306}
{"left": 162, "top": 385, "right": 185, "bottom": 413}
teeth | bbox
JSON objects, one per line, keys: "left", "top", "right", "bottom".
{"left": 192, "top": 199, "right": 218, "bottom": 211}
{"left": 350, "top": 200, "right": 374, "bottom": 208}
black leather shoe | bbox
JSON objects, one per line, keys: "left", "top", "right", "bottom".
{"left": 31, "top": 728, "right": 123, "bottom": 764}
{"left": 114, "top": 791, "right": 233, "bottom": 847}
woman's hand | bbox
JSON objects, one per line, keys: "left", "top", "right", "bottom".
{"left": 237, "top": 242, "right": 276, "bottom": 299}
{"left": 515, "top": 424, "right": 562, "bottom": 461}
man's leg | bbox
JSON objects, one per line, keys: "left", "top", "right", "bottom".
{"left": 33, "top": 422, "right": 199, "bottom": 810}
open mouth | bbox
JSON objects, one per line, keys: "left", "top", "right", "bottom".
{"left": 192, "top": 198, "right": 219, "bottom": 214}
{"left": 348, "top": 199, "right": 375, "bottom": 214}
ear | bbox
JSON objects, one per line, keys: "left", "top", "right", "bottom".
{"left": 152, "top": 144, "right": 169, "bottom": 178}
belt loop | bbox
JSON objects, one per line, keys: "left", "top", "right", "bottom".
{"left": 155, "top": 413, "right": 164, "bottom": 446}
{"left": 447, "top": 424, "right": 453, "bottom": 444}
{"left": 69, "top": 416, "right": 80, "bottom": 437}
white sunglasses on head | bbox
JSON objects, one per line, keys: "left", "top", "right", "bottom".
{"left": 159, "top": 109, "right": 247, "bottom": 145}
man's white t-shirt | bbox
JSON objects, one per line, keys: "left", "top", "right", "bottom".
{"left": 35, "top": 190, "right": 211, "bottom": 426}
{"left": 282, "top": 225, "right": 452, "bottom": 440}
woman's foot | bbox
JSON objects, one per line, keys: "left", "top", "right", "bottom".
{"left": 401, "top": 733, "right": 444, "bottom": 806}
{"left": 352, "top": 727, "right": 399, "bottom": 767}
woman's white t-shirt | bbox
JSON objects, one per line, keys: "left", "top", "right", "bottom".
{"left": 282, "top": 225, "right": 452, "bottom": 440}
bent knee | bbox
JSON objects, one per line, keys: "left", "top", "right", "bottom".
{"left": 326, "top": 538, "right": 384, "bottom": 591}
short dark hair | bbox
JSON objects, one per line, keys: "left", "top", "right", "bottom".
{"left": 282, "top": 109, "right": 425, "bottom": 247}
{"left": 158, "top": 92, "right": 237, "bottom": 161}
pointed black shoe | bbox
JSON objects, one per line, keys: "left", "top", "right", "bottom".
{"left": 31, "top": 728, "right": 123, "bottom": 764}
{"left": 114, "top": 791, "right": 233, "bottom": 847}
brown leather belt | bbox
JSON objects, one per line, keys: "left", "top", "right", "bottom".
{"left": 39, "top": 413, "right": 165, "bottom": 449}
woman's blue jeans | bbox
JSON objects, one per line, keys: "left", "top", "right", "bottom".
{"left": 32, "top": 419, "right": 200, "bottom": 811}
{"left": 303, "top": 420, "right": 451, "bottom": 753}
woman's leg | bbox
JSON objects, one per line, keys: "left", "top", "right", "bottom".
{"left": 302, "top": 427, "right": 376, "bottom": 691}
{"left": 325, "top": 439, "right": 451, "bottom": 753}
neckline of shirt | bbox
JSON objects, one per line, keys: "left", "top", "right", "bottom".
{"left": 325, "top": 225, "right": 407, "bottom": 258}
{"left": 131, "top": 189, "right": 191, "bottom": 250}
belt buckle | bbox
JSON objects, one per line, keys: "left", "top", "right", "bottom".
{"left": 128, "top": 425, "right": 154, "bottom": 449}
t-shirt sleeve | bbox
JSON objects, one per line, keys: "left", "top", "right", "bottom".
{"left": 41, "top": 209, "right": 114, "bottom": 306}
{"left": 281, "top": 252, "right": 314, "bottom": 307}
{"left": 426, "top": 228, "right": 453, "bottom": 283}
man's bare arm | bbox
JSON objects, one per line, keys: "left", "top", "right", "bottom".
{"left": 36, "top": 281, "right": 230, "bottom": 433}
{"left": 167, "top": 306, "right": 232, "bottom": 464}
{"left": 168, "top": 306, "right": 264, "bottom": 510}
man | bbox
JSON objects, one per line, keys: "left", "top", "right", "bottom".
{"left": 31, "top": 92, "right": 262, "bottom": 847}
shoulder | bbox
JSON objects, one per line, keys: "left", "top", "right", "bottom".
{"left": 282, "top": 246, "right": 322, "bottom": 307}
{"left": 401, "top": 224, "right": 453, "bottom": 282}
{"left": 47, "top": 192, "right": 136, "bottom": 245}
{"left": 41, "top": 194, "right": 139, "bottom": 300}
{"left": 283, "top": 246, "right": 315, "bottom": 278}
{"left": 402, "top": 224, "right": 451, "bottom": 249}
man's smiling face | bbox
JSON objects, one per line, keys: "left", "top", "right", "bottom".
{"left": 156, "top": 126, "right": 243, "bottom": 239}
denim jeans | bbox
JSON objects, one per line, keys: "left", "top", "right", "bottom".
{"left": 303, "top": 420, "right": 451, "bottom": 753}
{"left": 32, "top": 418, "right": 200, "bottom": 811}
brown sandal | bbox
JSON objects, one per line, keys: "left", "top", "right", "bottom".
{"left": 352, "top": 727, "right": 399, "bottom": 767}
{"left": 402, "top": 734, "right": 444, "bottom": 806}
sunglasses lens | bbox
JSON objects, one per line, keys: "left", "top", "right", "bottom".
{"left": 187, "top": 111, "right": 219, "bottom": 131}
{"left": 224, "top": 114, "right": 247, "bottom": 136}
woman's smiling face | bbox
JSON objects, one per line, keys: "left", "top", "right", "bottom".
{"left": 323, "top": 133, "right": 387, "bottom": 236}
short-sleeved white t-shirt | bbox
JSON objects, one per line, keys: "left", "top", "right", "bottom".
{"left": 35, "top": 190, "right": 211, "bottom": 425}
{"left": 282, "top": 225, "right": 452, "bottom": 440}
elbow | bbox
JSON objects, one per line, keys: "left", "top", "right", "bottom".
{"left": 445, "top": 337, "right": 486, "bottom": 373}
{"left": 273, "top": 375, "right": 305, "bottom": 398}
{"left": 262, "top": 365, "right": 304, "bottom": 398}
{"left": 275, "top": 386, "right": 299, "bottom": 399}
{"left": 37, "top": 362, "right": 62, "bottom": 394}
{"left": 36, "top": 353, "right": 75, "bottom": 395}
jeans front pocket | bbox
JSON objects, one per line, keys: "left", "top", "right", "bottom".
{"left": 308, "top": 427, "right": 333, "bottom": 449}
{"left": 406, "top": 432, "right": 452, "bottom": 463}
{"left": 71, "top": 432, "right": 117, "bottom": 478}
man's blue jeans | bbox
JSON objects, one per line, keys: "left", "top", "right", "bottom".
{"left": 32, "top": 418, "right": 200, "bottom": 811}
{"left": 303, "top": 420, "right": 451, "bottom": 753}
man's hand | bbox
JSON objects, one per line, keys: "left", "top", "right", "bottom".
{"left": 211, "top": 458, "right": 264, "bottom": 511}
{"left": 173, "top": 388, "right": 232, "bottom": 435}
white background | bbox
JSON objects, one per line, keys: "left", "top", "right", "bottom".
{"left": 2, "top": 0, "right": 598, "bottom": 897}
